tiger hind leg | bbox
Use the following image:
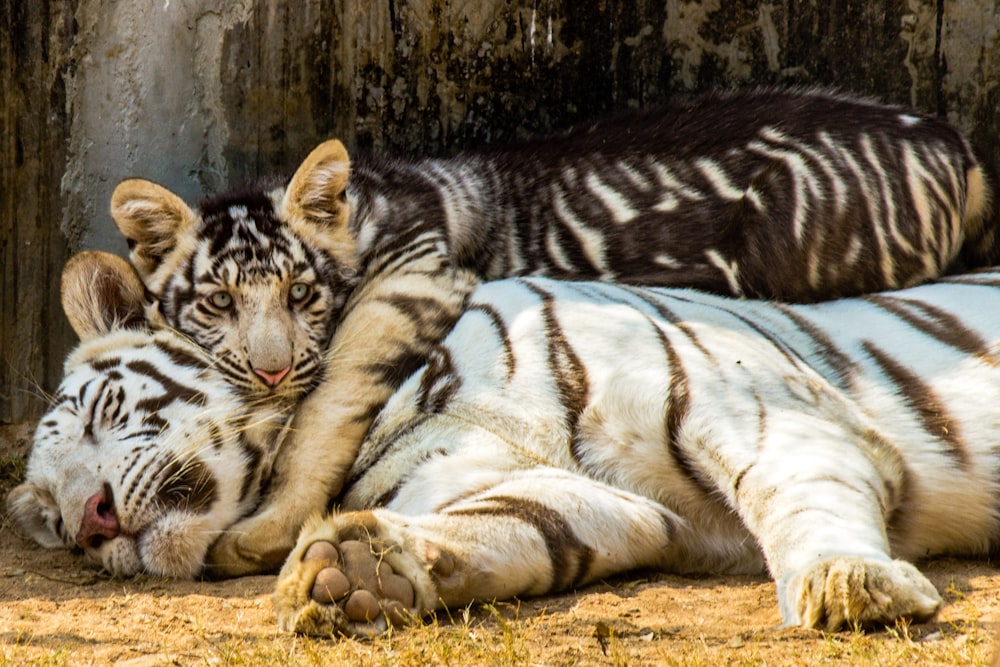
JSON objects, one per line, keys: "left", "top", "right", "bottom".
{"left": 779, "top": 556, "right": 942, "bottom": 631}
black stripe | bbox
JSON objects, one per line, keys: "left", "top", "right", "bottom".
{"left": 861, "top": 429, "right": 914, "bottom": 537}
{"left": 448, "top": 495, "right": 594, "bottom": 591}
{"left": 865, "top": 294, "right": 997, "bottom": 364}
{"left": 772, "top": 304, "right": 856, "bottom": 390}
{"left": 127, "top": 360, "right": 208, "bottom": 407}
{"left": 362, "top": 347, "right": 428, "bottom": 391}
{"left": 346, "top": 414, "right": 434, "bottom": 490}
{"left": 140, "top": 413, "right": 168, "bottom": 433}
{"left": 238, "top": 440, "right": 263, "bottom": 504}
{"left": 380, "top": 294, "right": 457, "bottom": 332}
{"left": 368, "top": 448, "right": 450, "bottom": 509}
{"left": 90, "top": 356, "right": 121, "bottom": 372}
{"left": 704, "top": 302, "right": 802, "bottom": 370}
{"left": 371, "top": 242, "right": 446, "bottom": 279}
{"left": 361, "top": 225, "right": 443, "bottom": 274}
{"left": 77, "top": 379, "right": 93, "bottom": 405}
{"left": 465, "top": 302, "right": 515, "bottom": 380}
{"left": 937, "top": 271, "right": 1000, "bottom": 287}
{"left": 522, "top": 283, "right": 590, "bottom": 463}
{"left": 123, "top": 455, "right": 159, "bottom": 508}
{"left": 416, "top": 347, "right": 462, "bottom": 414}
{"left": 108, "top": 386, "right": 127, "bottom": 425}
{"left": 157, "top": 455, "right": 218, "bottom": 514}
{"left": 862, "top": 341, "right": 969, "bottom": 469}
{"left": 621, "top": 286, "right": 717, "bottom": 362}
{"left": 153, "top": 339, "right": 211, "bottom": 370}
{"left": 121, "top": 428, "right": 163, "bottom": 441}
{"left": 650, "top": 321, "right": 716, "bottom": 499}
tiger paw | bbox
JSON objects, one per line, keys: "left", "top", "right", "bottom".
{"left": 205, "top": 509, "right": 299, "bottom": 577}
{"left": 783, "top": 556, "right": 943, "bottom": 630}
{"left": 273, "top": 512, "right": 440, "bottom": 637}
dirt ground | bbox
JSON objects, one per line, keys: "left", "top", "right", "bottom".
{"left": 2, "top": 423, "right": 1000, "bottom": 666}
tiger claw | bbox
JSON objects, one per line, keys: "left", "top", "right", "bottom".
{"left": 781, "top": 556, "right": 943, "bottom": 630}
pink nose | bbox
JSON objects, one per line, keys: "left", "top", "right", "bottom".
{"left": 76, "top": 486, "right": 120, "bottom": 550}
{"left": 253, "top": 366, "right": 291, "bottom": 387}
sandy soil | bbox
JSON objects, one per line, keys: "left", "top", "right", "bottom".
{"left": 3, "top": 423, "right": 999, "bottom": 666}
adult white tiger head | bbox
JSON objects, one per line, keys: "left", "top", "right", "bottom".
{"left": 109, "top": 141, "right": 359, "bottom": 404}
{"left": 6, "top": 252, "right": 287, "bottom": 578}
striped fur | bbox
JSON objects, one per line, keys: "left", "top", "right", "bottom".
{"left": 6, "top": 253, "right": 290, "bottom": 578}
{"left": 108, "top": 88, "right": 997, "bottom": 575}
{"left": 275, "top": 269, "right": 1000, "bottom": 633}
{"left": 15, "top": 252, "right": 1000, "bottom": 631}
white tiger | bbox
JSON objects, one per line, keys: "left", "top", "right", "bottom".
{"left": 9, "top": 250, "right": 1000, "bottom": 633}
{"left": 109, "top": 88, "right": 997, "bottom": 577}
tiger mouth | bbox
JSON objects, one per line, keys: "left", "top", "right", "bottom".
{"left": 238, "top": 373, "right": 311, "bottom": 404}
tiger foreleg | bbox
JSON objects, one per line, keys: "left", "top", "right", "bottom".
{"left": 204, "top": 394, "right": 374, "bottom": 577}
{"left": 205, "top": 263, "right": 477, "bottom": 577}
{"left": 274, "top": 471, "right": 680, "bottom": 636}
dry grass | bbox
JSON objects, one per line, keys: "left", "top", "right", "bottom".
{"left": 2, "top": 564, "right": 998, "bottom": 667}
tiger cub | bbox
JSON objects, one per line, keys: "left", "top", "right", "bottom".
{"left": 109, "top": 88, "right": 996, "bottom": 575}
{"left": 11, "top": 251, "right": 1000, "bottom": 633}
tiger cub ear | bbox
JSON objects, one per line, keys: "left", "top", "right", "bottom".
{"left": 61, "top": 251, "right": 148, "bottom": 341}
{"left": 111, "top": 178, "right": 198, "bottom": 277}
{"left": 281, "top": 139, "right": 357, "bottom": 264}
{"left": 283, "top": 139, "right": 351, "bottom": 223}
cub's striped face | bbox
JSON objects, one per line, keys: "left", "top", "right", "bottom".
{"left": 161, "top": 194, "right": 352, "bottom": 402}
{"left": 110, "top": 141, "right": 359, "bottom": 403}
{"left": 6, "top": 252, "right": 283, "bottom": 578}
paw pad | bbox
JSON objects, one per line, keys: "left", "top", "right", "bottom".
{"left": 303, "top": 539, "right": 416, "bottom": 628}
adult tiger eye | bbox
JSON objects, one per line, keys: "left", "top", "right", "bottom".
{"left": 210, "top": 291, "right": 233, "bottom": 309}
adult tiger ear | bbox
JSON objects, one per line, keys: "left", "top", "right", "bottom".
{"left": 110, "top": 178, "right": 198, "bottom": 277}
{"left": 61, "top": 251, "right": 148, "bottom": 341}
{"left": 281, "top": 139, "right": 358, "bottom": 267}
{"left": 6, "top": 483, "right": 64, "bottom": 550}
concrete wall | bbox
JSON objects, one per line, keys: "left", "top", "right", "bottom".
{"left": 3, "top": 0, "right": 1000, "bottom": 422}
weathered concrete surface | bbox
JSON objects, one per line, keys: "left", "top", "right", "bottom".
{"left": 2, "top": 0, "right": 999, "bottom": 422}
{"left": 61, "top": 0, "right": 255, "bottom": 252}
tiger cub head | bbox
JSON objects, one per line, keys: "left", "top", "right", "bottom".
{"left": 6, "top": 252, "right": 284, "bottom": 578}
{"left": 109, "top": 140, "right": 359, "bottom": 403}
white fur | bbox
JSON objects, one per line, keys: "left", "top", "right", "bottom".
{"left": 8, "top": 330, "right": 287, "bottom": 577}
{"left": 14, "top": 268, "right": 1000, "bottom": 629}
{"left": 285, "top": 272, "right": 1000, "bottom": 629}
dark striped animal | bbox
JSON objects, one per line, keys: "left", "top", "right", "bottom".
{"left": 107, "top": 88, "right": 997, "bottom": 575}
{"left": 10, "top": 250, "right": 1000, "bottom": 634}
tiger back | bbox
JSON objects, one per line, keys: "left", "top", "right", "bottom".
{"left": 108, "top": 88, "right": 998, "bottom": 575}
